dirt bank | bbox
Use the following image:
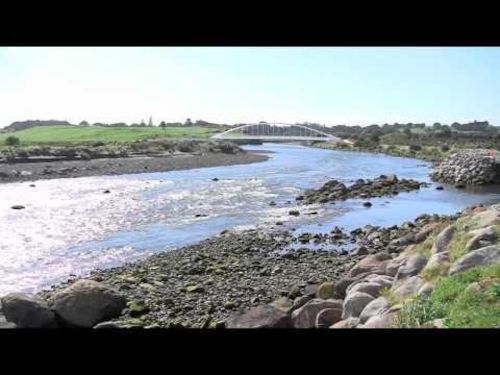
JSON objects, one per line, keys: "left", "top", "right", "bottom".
{"left": 0, "top": 152, "right": 269, "bottom": 184}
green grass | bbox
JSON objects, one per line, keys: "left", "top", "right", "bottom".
{"left": 396, "top": 263, "right": 500, "bottom": 328}
{"left": 0, "top": 125, "right": 219, "bottom": 146}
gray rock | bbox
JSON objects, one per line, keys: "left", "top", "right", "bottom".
{"left": 51, "top": 280, "right": 127, "bottom": 328}
{"left": 333, "top": 277, "right": 360, "bottom": 299}
{"left": 364, "top": 274, "right": 394, "bottom": 289}
{"left": 395, "top": 253, "right": 428, "bottom": 282}
{"left": 292, "top": 299, "right": 343, "bottom": 328}
{"left": 330, "top": 317, "right": 360, "bottom": 328}
{"left": 226, "top": 305, "right": 291, "bottom": 328}
{"left": 315, "top": 308, "right": 343, "bottom": 328}
{"left": 1, "top": 294, "right": 56, "bottom": 328}
{"left": 422, "top": 252, "right": 449, "bottom": 274}
{"left": 472, "top": 207, "right": 500, "bottom": 227}
{"left": 349, "top": 253, "right": 391, "bottom": 277}
{"left": 449, "top": 245, "right": 500, "bottom": 275}
{"left": 359, "top": 297, "right": 390, "bottom": 324}
{"left": 346, "top": 282, "right": 385, "bottom": 298}
{"left": 385, "top": 259, "right": 404, "bottom": 277}
{"left": 342, "top": 292, "right": 374, "bottom": 319}
{"left": 269, "top": 297, "right": 293, "bottom": 313}
{"left": 316, "top": 282, "right": 335, "bottom": 299}
{"left": 0, "top": 314, "right": 17, "bottom": 329}
{"left": 358, "top": 312, "right": 397, "bottom": 328}
{"left": 393, "top": 276, "right": 424, "bottom": 300}
{"left": 431, "top": 225, "right": 455, "bottom": 254}
{"left": 292, "top": 295, "right": 312, "bottom": 311}
{"left": 465, "top": 226, "right": 497, "bottom": 253}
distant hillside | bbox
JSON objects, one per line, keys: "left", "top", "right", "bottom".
{"left": 4, "top": 120, "right": 75, "bottom": 132}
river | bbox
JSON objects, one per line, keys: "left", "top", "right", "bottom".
{"left": 2, "top": 143, "right": 500, "bottom": 295}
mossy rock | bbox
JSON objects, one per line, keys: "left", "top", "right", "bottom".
{"left": 127, "top": 300, "right": 150, "bottom": 317}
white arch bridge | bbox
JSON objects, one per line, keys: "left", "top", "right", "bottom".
{"left": 211, "top": 123, "right": 351, "bottom": 143}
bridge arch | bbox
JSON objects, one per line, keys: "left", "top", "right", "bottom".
{"left": 211, "top": 122, "right": 349, "bottom": 143}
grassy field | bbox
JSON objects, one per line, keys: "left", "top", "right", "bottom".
{"left": 0, "top": 125, "right": 220, "bottom": 145}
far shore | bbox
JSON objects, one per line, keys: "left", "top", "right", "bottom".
{"left": 0, "top": 151, "right": 269, "bottom": 184}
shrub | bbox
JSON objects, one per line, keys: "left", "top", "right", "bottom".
{"left": 441, "top": 145, "right": 450, "bottom": 152}
{"left": 5, "top": 136, "right": 20, "bottom": 146}
{"left": 409, "top": 144, "right": 422, "bottom": 152}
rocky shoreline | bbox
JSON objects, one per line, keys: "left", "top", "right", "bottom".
{"left": 2, "top": 201, "right": 499, "bottom": 328}
{"left": 0, "top": 205, "right": 462, "bottom": 328}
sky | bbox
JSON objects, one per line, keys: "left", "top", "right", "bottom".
{"left": 1, "top": 47, "right": 500, "bottom": 127}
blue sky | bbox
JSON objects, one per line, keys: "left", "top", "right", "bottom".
{"left": 1, "top": 47, "right": 500, "bottom": 127}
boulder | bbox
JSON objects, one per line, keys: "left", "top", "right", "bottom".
{"left": 1, "top": 294, "right": 56, "bottom": 328}
{"left": 342, "top": 292, "right": 374, "bottom": 319}
{"left": 414, "top": 222, "right": 441, "bottom": 243}
{"left": 346, "top": 282, "right": 385, "bottom": 298}
{"left": 349, "top": 253, "right": 391, "bottom": 277}
{"left": 330, "top": 317, "right": 360, "bottom": 328}
{"left": 292, "top": 299, "right": 343, "bottom": 328}
{"left": 364, "top": 274, "right": 394, "bottom": 289}
{"left": 292, "top": 295, "right": 313, "bottom": 311}
{"left": 449, "top": 245, "right": 500, "bottom": 275}
{"left": 431, "top": 225, "right": 455, "bottom": 254}
{"left": 393, "top": 276, "right": 424, "bottom": 300}
{"left": 422, "top": 252, "right": 449, "bottom": 274}
{"left": 394, "top": 253, "right": 428, "bottom": 282}
{"left": 269, "top": 297, "right": 294, "bottom": 313}
{"left": 332, "top": 277, "right": 358, "bottom": 299}
{"left": 472, "top": 207, "right": 500, "bottom": 227}
{"left": 358, "top": 312, "right": 397, "bottom": 328}
{"left": 385, "top": 259, "right": 404, "bottom": 277}
{"left": 316, "top": 282, "right": 335, "bottom": 299}
{"left": 465, "top": 226, "right": 497, "bottom": 253}
{"left": 51, "top": 280, "right": 127, "bottom": 328}
{"left": 0, "top": 314, "right": 17, "bottom": 329}
{"left": 226, "top": 305, "right": 291, "bottom": 328}
{"left": 359, "top": 297, "right": 390, "bottom": 324}
{"left": 417, "top": 282, "right": 434, "bottom": 297}
{"left": 315, "top": 308, "right": 343, "bottom": 328}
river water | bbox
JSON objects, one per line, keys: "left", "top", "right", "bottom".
{"left": 2, "top": 143, "right": 500, "bottom": 295}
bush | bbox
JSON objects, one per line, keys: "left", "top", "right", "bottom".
{"left": 441, "top": 145, "right": 450, "bottom": 152}
{"left": 409, "top": 144, "right": 422, "bottom": 152}
{"left": 5, "top": 136, "right": 20, "bottom": 146}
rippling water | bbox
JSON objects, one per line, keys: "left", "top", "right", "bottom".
{"left": 2, "top": 143, "right": 500, "bottom": 295}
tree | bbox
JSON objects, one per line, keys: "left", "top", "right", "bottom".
{"left": 185, "top": 118, "right": 192, "bottom": 126}
{"left": 5, "top": 136, "right": 20, "bottom": 146}
{"left": 403, "top": 128, "right": 412, "bottom": 137}
{"left": 79, "top": 120, "right": 89, "bottom": 126}
{"left": 441, "top": 126, "right": 452, "bottom": 137}
{"left": 140, "top": 119, "right": 146, "bottom": 127}
{"left": 148, "top": 116, "right": 154, "bottom": 127}
{"left": 432, "top": 122, "right": 443, "bottom": 132}
{"left": 159, "top": 121, "right": 167, "bottom": 133}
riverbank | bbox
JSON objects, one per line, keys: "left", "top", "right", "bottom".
{"left": 0, "top": 205, "right": 455, "bottom": 328}
{"left": 1, "top": 144, "right": 499, "bottom": 328}
{"left": 0, "top": 152, "right": 269, "bottom": 183}
{"left": 1, "top": 195, "right": 498, "bottom": 328}
{"left": 309, "top": 142, "right": 450, "bottom": 163}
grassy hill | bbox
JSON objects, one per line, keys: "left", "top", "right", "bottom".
{"left": 0, "top": 125, "right": 219, "bottom": 146}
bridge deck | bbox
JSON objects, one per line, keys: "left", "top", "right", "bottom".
{"left": 211, "top": 135, "right": 338, "bottom": 141}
